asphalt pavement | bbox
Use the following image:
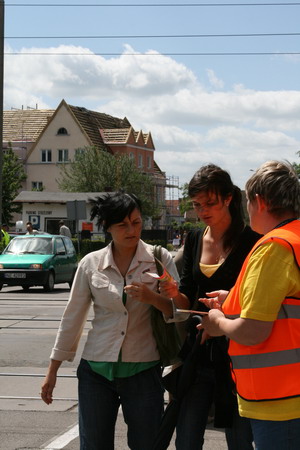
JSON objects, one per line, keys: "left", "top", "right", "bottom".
{"left": 1, "top": 367, "right": 228, "bottom": 449}
{"left": 0, "top": 284, "right": 229, "bottom": 449}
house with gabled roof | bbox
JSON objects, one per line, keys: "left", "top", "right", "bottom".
{"left": 4, "top": 99, "right": 167, "bottom": 227}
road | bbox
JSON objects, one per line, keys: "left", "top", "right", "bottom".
{"left": 0, "top": 284, "right": 228, "bottom": 450}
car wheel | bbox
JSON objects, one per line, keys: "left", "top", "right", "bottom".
{"left": 44, "top": 272, "right": 55, "bottom": 292}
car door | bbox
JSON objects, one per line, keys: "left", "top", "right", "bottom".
{"left": 61, "top": 237, "right": 77, "bottom": 280}
{"left": 54, "top": 237, "right": 69, "bottom": 282}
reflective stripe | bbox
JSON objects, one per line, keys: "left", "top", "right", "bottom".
{"left": 226, "top": 314, "right": 240, "bottom": 319}
{"left": 278, "top": 303, "right": 300, "bottom": 320}
{"left": 227, "top": 304, "right": 300, "bottom": 320}
{"left": 231, "top": 347, "right": 300, "bottom": 369}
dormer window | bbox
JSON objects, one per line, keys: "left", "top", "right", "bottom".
{"left": 57, "top": 127, "right": 68, "bottom": 135}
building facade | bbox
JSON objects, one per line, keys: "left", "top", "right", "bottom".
{"left": 4, "top": 100, "right": 168, "bottom": 228}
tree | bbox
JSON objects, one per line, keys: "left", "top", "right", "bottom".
{"left": 179, "top": 183, "right": 192, "bottom": 215}
{"left": 292, "top": 151, "right": 300, "bottom": 178}
{"left": 2, "top": 144, "right": 27, "bottom": 225}
{"left": 57, "top": 146, "right": 157, "bottom": 218}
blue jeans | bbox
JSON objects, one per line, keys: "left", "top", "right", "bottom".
{"left": 250, "top": 417, "right": 300, "bottom": 450}
{"left": 77, "top": 359, "right": 164, "bottom": 450}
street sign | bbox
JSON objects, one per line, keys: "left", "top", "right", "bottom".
{"left": 66, "top": 201, "right": 86, "bottom": 220}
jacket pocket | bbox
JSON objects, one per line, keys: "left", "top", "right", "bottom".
{"left": 91, "top": 272, "right": 110, "bottom": 289}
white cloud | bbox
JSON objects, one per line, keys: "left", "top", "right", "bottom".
{"left": 206, "top": 69, "right": 224, "bottom": 89}
{"left": 4, "top": 44, "right": 300, "bottom": 189}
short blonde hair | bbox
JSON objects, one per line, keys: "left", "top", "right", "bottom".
{"left": 246, "top": 160, "right": 300, "bottom": 218}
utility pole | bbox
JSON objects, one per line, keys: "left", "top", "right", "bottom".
{"left": 0, "top": 1, "right": 4, "bottom": 228}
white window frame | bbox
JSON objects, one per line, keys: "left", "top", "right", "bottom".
{"left": 75, "top": 148, "right": 85, "bottom": 159}
{"left": 58, "top": 149, "right": 69, "bottom": 163}
{"left": 41, "top": 149, "right": 52, "bottom": 163}
{"left": 32, "top": 181, "right": 43, "bottom": 191}
{"left": 138, "top": 154, "right": 143, "bottom": 168}
{"left": 147, "top": 155, "right": 152, "bottom": 169}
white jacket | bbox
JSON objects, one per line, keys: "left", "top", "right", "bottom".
{"left": 50, "top": 240, "right": 180, "bottom": 363}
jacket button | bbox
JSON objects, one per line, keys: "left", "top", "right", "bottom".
{"left": 124, "top": 311, "right": 127, "bottom": 315}
{"left": 121, "top": 331, "right": 125, "bottom": 335}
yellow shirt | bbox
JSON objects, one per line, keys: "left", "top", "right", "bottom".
{"left": 238, "top": 241, "right": 300, "bottom": 420}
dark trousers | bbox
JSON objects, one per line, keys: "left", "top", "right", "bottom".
{"left": 77, "top": 359, "right": 164, "bottom": 450}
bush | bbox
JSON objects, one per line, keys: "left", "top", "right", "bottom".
{"left": 74, "top": 238, "right": 168, "bottom": 260}
{"left": 73, "top": 239, "right": 107, "bottom": 259}
{"left": 143, "top": 239, "right": 167, "bottom": 248}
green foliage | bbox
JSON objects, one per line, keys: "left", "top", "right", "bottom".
{"left": 57, "top": 146, "right": 157, "bottom": 218}
{"left": 143, "top": 239, "right": 167, "bottom": 248}
{"left": 179, "top": 182, "right": 192, "bottom": 215}
{"left": 292, "top": 154, "right": 300, "bottom": 178}
{"left": 72, "top": 239, "right": 107, "bottom": 259}
{"left": 2, "top": 144, "right": 27, "bottom": 225}
{"left": 182, "top": 221, "right": 205, "bottom": 232}
{"left": 74, "top": 238, "right": 168, "bottom": 260}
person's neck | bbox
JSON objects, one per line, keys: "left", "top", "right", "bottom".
{"left": 207, "top": 216, "right": 232, "bottom": 242}
{"left": 112, "top": 243, "right": 138, "bottom": 277}
{"left": 263, "top": 214, "right": 296, "bottom": 234}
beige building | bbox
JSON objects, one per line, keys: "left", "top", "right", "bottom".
{"left": 4, "top": 100, "right": 167, "bottom": 227}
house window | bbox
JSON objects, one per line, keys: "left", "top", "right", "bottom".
{"left": 32, "top": 181, "right": 43, "bottom": 191}
{"left": 138, "top": 154, "right": 143, "bottom": 168}
{"left": 75, "top": 148, "right": 84, "bottom": 159}
{"left": 129, "top": 152, "right": 135, "bottom": 160}
{"left": 41, "top": 149, "right": 52, "bottom": 163}
{"left": 57, "top": 127, "right": 68, "bottom": 135}
{"left": 58, "top": 149, "right": 69, "bottom": 163}
{"left": 147, "top": 156, "right": 152, "bottom": 169}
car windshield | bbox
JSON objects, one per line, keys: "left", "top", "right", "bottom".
{"left": 4, "top": 237, "right": 53, "bottom": 255}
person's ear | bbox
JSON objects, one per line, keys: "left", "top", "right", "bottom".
{"left": 224, "top": 194, "right": 232, "bottom": 207}
{"left": 255, "top": 194, "right": 266, "bottom": 212}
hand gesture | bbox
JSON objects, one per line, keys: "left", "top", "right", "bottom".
{"left": 198, "top": 290, "right": 228, "bottom": 310}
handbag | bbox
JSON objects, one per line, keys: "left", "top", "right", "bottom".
{"left": 150, "top": 245, "right": 182, "bottom": 367}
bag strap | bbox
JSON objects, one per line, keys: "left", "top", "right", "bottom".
{"left": 153, "top": 245, "right": 163, "bottom": 277}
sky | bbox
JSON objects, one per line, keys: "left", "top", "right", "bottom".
{"left": 4, "top": 1, "right": 300, "bottom": 195}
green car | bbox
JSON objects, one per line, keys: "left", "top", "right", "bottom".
{"left": 0, "top": 234, "right": 77, "bottom": 292}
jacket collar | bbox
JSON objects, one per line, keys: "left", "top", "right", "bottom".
{"left": 98, "top": 239, "right": 154, "bottom": 272}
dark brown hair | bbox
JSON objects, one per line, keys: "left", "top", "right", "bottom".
{"left": 188, "top": 164, "right": 244, "bottom": 250}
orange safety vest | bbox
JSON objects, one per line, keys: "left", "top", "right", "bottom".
{"left": 222, "top": 220, "right": 300, "bottom": 402}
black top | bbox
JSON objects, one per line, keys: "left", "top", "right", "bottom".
{"left": 178, "top": 225, "right": 261, "bottom": 427}
{"left": 180, "top": 225, "right": 260, "bottom": 307}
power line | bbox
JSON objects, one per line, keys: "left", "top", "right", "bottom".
{"left": 5, "top": 32, "right": 300, "bottom": 39}
{"left": 6, "top": 2, "right": 300, "bottom": 7}
{"left": 5, "top": 51, "right": 300, "bottom": 56}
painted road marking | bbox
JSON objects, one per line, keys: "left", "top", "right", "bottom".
{"left": 42, "top": 424, "right": 78, "bottom": 449}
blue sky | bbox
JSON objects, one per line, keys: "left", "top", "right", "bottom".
{"left": 4, "top": 1, "right": 300, "bottom": 192}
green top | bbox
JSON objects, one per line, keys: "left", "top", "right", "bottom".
{"left": 88, "top": 287, "right": 159, "bottom": 381}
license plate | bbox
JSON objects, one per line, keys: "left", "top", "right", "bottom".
{"left": 4, "top": 273, "right": 26, "bottom": 279}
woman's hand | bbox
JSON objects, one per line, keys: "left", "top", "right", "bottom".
{"left": 40, "top": 360, "right": 61, "bottom": 405}
{"left": 159, "top": 279, "right": 179, "bottom": 299}
{"left": 198, "top": 290, "right": 228, "bottom": 310}
{"left": 124, "top": 282, "right": 153, "bottom": 304}
{"left": 40, "top": 372, "right": 57, "bottom": 405}
{"left": 196, "top": 309, "right": 226, "bottom": 337}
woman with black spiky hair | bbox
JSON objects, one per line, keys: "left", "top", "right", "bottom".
{"left": 41, "top": 191, "right": 185, "bottom": 450}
